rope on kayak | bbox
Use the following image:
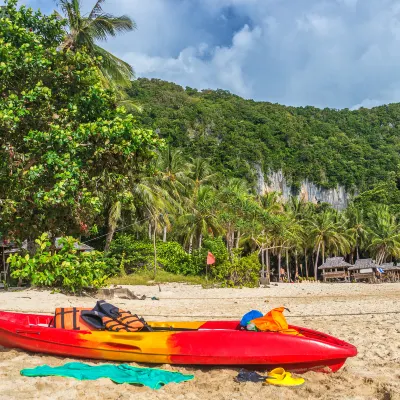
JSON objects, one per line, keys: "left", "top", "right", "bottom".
{"left": 2, "top": 310, "right": 400, "bottom": 318}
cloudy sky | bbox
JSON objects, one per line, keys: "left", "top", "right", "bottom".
{"left": 22, "top": 0, "right": 400, "bottom": 109}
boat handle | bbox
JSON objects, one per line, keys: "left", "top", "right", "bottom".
{"left": 16, "top": 330, "right": 41, "bottom": 335}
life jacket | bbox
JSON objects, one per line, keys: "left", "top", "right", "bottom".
{"left": 53, "top": 307, "right": 99, "bottom": 331}
{"left": 251, "top": 307, "right": 302, "bottom": 336}
{"left": 80, "top": 300, "right": 149, "bottom": 332}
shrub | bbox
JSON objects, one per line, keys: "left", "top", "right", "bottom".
{"left": 202, "top": 237, "right": 229, "bottom": 266}
{"left": 210, "top": 252, "right": 260, "bottom": 287}
{"left": 8, "top": 233, "right": 109, "bottom": 294}
{"left": 108, "top": 235, "right": 201, "bottom": 276}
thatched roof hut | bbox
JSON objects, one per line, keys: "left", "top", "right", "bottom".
{"left": 380, "top": 262, "right": 400, "bottom": 271}
{"left": 318, "top": 257, "right": 352, "bottom": 270}
{"left": 348, "top": 258, "right": 377, "bottom": 271}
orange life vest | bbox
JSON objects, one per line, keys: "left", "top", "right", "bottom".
{"left": 80, "top": 301, "right": 147, "bottom": 332}
{"left": 101, "top": 310, "right": 145, "bottom": 332}
{"left": 53, "top": 307, "right": 98, "bottom": 331}
{"left": 251, "top": 307, "right": 302, "bottom": 336}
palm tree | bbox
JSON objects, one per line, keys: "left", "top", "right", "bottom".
{"left": 346, "top": 206, "right": 367, "bottom": 261}
{"left": 155, "top": 147, "right": 192, "bottom": 199}
{"left": 57, "top": 0, "right": 135, "bottom": 86}
{"left": 104, "top": 200, "right": 121, "bottom": 251}
{"left": 178, "top": 185, "right": 221, "bottom": 252}
{"left": 190, "top": 157, "right": 218, "bottom": 192}
{"left": 366, "top": 205, "right": 400, "bottom": 264}
{"left": 308, "top": 210, "right": 351, "bottom": 279}
{"left": 217, "top": 178, "right": 252, "bottom": 256}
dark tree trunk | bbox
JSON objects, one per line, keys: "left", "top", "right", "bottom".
{"left": 305, "top": 248, "right": 309, "bottom": 279}
{"left": 286, "top": 248, "right": 290, "bottom": 282}
{"left": 278, "top": 250, "right": 282, "bottom": 282}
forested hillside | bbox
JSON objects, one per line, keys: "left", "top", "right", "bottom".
{"left": 128, "top": 79, "right": 400, "bottom": 192}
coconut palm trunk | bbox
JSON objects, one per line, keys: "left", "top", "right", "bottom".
{"left": 278, "top": 250, "right": 282, "bottom": 282}
{"left": 188, "top": 234, "right": 193, "bottom": 255}
{"left": 305, "top": 248, "right": 309, "bottom": 278}
{"left": 153, "top": 216, "right": 157, "bottom": 279}
{"left": 261, "top": 247, "right": 265, "bottom": 278}
{"left": 314, "top": 241, "right": 321, "bottom": 280}
{"left": 104, "top": 201, "right": 121, "bottom": 251}
{"left": 286, "top": 248, "right": 290, "bottom": 282}
{"left": 236, "top": 230, "right": 240, "bottom": 249}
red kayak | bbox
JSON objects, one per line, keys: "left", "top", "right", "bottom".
{"left": 0, "top": 311, "right": 357, "bottom": 372}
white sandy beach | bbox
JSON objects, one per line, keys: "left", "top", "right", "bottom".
{"left": 0, "top": 282, "right": 399, "bottom": 400}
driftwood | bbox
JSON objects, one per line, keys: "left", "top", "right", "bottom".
{"left": 96, "top": 287, "right": 146, "bottom": 300}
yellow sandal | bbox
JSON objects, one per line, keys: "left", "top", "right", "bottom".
{"left": 264, "top": 368, "right": 305, "bottom": 387}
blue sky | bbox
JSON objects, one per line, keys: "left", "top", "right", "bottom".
{"left": 21, "top": 0, "right": 400, "bottom": 109}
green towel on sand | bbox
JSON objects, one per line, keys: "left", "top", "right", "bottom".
{"left": 21, "top": 362, "right": 194, "bottom": 390}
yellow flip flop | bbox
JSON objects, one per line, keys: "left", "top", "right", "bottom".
{"left": 263, "top": 368, "right": 305, "bottom": 387}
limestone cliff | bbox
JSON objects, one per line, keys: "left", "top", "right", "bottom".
{"left": 256, "top": 166, "right": 352, "bottom": 210}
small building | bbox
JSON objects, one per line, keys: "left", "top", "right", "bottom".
{"left": 318, "top": 257, "right": 352, "bottom": 282}
{"left": 380, "top": 262, "right": 400, "bottom": 282}
{"left": 348, "top": 259, "right": 378, "bottom": 283}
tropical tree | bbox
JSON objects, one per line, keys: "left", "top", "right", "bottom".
{"left": 178, "top": 185, "right": 221, "bottom": 252}
{"left": 57, "top": 0, "right": 135, "bottom": 86}
{"left": 346, "top": 205, "right": 367, "bottom": 261}
{"left": 0, "top": 0, "right": 161, "bottom": 244}
{"left": 366, "top": 205, "right": 400, "bottom": 264}
{"left": 190, "top": 157, "right": 218, "bottom": 192}
{"left": 308, "top": 211, "right": 351, "bottom": 279}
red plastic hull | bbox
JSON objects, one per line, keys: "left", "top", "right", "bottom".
{"left": 0, "top": 312, "right": 357, "bottom": 372}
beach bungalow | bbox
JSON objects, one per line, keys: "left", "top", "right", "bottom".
{"left": 380, "top": 262, "right": 400, "bottom": 282}
{"left": 318, "top": 257, "right": 352, "bottom": 282}
{"left": 348, "top": 259, "right": 378, "bottom": 283}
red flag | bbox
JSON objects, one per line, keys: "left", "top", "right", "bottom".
{"left": 207, "top": 251, "right": 215, "bottom": 265}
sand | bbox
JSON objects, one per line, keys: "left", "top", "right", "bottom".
{"left": 0, "top": 282, "right": 399, "bottom": 400}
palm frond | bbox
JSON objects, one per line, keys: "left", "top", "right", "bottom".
{"left": 88, "top": 0, "right": 105, "bottom": 20}
{"left": 94, "top": 44, "right": 134, "bottom": 85}
{"left": 88, "top": 15, "right": 135, "bottom": 41}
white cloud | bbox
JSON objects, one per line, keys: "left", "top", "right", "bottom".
{"left": 21, "top": 0, "right": 400, "bottom": 108}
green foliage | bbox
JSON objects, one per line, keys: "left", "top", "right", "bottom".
{"left": 8, "top": 233, "right": 109, "bottom": 293}
{"left": 0, "top": 1, "right": 161, "bottom": 240}
{"left": 108, "top": 235, "right": 201, "bottom": 276}
{"left": 353, "top": 173, "right": 400, "bottom": 215}
{"left": 128, "top": 78, "right": 400, "bottom": 192}
{"left": 211, "top": 252, "right": 261, "bottom": 287}
{"left": 58, "top": 0, "right": 135, "bottom": 87}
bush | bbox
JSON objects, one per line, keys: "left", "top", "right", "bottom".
{"left": 8, "top": 233, "right": 109, "bottom": 294}
{"left": 202, "top": 237, "right": 229, "bottom": 266}
{"left": 108, "top": 235, "right": 201, "bottom": 276}
{"left": 210, "top": 252, "right": 260, "bottom": 287}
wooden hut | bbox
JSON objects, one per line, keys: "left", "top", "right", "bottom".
{"left": 348, "top": 259, "right": 378, "bottom": 283}
{"left": 318, "top": 257, "right": 352, "bottom": 282}
{"left": 380, "top": 263, "right": 400, "bottom": 282}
